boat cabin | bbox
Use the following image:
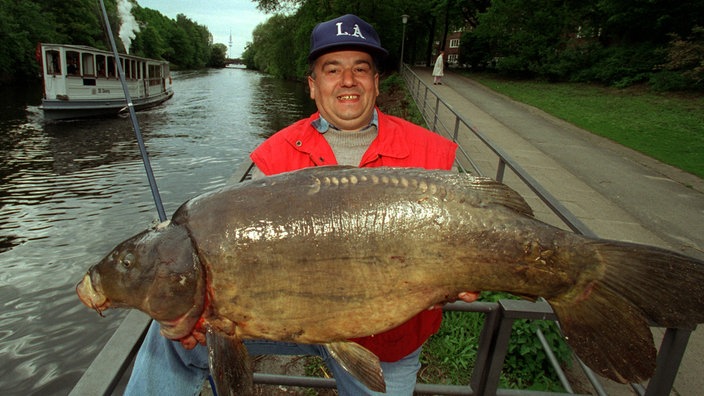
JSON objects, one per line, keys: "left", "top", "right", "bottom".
{"left": 38, "top": 43, "right": 174, "bottom": 120}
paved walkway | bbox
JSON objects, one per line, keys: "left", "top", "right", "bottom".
{"left": 411, "top": 67, "right": 704, "bottom": 395}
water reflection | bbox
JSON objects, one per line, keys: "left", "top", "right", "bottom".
{"left": 0, "top": 67, "right": 315, "bottom": 395}
{"left": 252, "top": 74, "right": 316, "bottom": 139}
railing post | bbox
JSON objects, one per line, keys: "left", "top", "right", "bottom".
{"left": 480, "top": 309, "right": 516, "bottom": 395}
{"left": 642, "top": 328, "right": 692, "bottom": 396}
{"left": 470, "top": 304, "right": 502, "bottom": 395}
{"left": 496, "top": 159, "right": 506, "bottom": 182}
{"left": 432, "top": 97, "right": 441, "bottom": 131}
{"left": 453, "top": 117, "right": 461, "bottom": 142}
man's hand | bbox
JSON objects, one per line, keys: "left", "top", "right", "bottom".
{"left": 178, "top": 328, "right": 207, "bottom": 349}
{"left": 458, "top": 291, "right": 480, "bottom": 303}
{"left": 429, "top": 291, "right": 480, "bottom": 310}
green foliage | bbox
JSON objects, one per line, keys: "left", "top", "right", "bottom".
{"left": 419, "top": 311, "right": 482, "bottom": 385}
{"left": 471, "top": 0, "right": 704, "bottom": 90}
{"left": 420, "top": 292, "right": 572, "bottom": 391}
{"left": 377, "top": 73, "right": 425, "bottom": 125}
{"left": 209, "top": 43, "right": 228, "bottom": 68}
{"left": 43, "top": 0, "right": 105, "bottom": 47}
{"left": 458, "top": 31, "right": 493, "bottom": 70}
{"left": 0, "top": 0, "right": 58, "bottom": 82}
{"left": 247, "top": 14, "right": 303, "bottom": 79}
{"left": 657, "top": 26, "right": 704, "bottom": 91}
{"left": 572, "top": 43, "right": 665, "bottom": 88}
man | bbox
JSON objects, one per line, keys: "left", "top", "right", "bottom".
{"left": 126, "top": 14, "right": 478, "bottom": 395}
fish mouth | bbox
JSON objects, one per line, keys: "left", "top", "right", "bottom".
{"left": 76, "top": 273, "right": 110, "bottom": 316}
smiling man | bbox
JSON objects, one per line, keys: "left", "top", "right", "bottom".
{"left": 126, "top": 14, "right": 478, "bottom": 396}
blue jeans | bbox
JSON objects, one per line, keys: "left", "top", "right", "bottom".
{"left": 125, "top": 321, "right": 422, "bottom": 395}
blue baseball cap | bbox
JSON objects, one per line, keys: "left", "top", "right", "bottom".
{"left": 308, "top": 14, "right": 388, "bottom": 62}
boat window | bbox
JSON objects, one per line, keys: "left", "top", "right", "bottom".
{"left": 67, "top": 51, "right": 80, "bottom": 75}
{"left": 124, "top": 58, "right": 131, "bottom": 79}
{"left": 107, "top": 56, "right": 116, "bottom": 78}
{"left": 148, "top": 64, "right": 162, "bottom": 86}
{"left": 45, "top": 50, "right": 61, "bottom": 75}
{"left": 82, "top": 53, "right": 95, "bottom": 76}
{"left": 130, "top": 60, "right": 137, "bottom": 79}
{"left": 96, "top": 55, "right": 106, "bottom": 77}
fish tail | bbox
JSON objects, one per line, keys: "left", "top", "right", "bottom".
{"left": 550, "top": 240, "right": 704, "bottom": 383}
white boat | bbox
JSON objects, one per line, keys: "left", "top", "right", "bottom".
{"left": 38, "top": 43, "right": 174, "bottom": 121}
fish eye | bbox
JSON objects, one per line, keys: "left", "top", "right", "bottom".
{"left": 121, "top": 253, "right": 135, "bottom": 268}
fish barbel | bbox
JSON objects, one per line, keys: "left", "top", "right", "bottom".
{"left": 76, "top": 166, "right": 704, "bottom": 394}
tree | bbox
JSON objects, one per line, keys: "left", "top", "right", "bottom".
{"left": 0, "top": 0, "right": 58, "bottom": 82}
{"left": 209, "top": 43, "right": 228, "bottom": 68}
{"left": 43, "top": 0, "right": 106, "bottom": 48}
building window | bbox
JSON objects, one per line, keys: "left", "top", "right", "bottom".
{"left": 448, "top": 54, "right": 459, "bottom": 64}
{"left": 449, "top": 39, "right": 460, "bottom": 48}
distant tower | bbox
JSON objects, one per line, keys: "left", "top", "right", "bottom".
{"left": 228, "top": 30, "right": 233, "bottom": 59}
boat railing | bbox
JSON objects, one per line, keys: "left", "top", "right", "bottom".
{"left": 70, "top": 67, "right": 692, "bottom": 396}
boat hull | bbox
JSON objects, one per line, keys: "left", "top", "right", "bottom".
{"left": 40, "top": 89, "right": 174, "bottom": 121}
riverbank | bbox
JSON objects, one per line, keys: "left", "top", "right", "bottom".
{"left": 467, "top": 73, "right": 704, "bottom": 179}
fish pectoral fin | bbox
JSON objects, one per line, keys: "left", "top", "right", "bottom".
{"left": 205, "top": 327, "right": 254, "bottom": 396}
{"left": 325, "top": 341, "right": 386, "bottom": 393}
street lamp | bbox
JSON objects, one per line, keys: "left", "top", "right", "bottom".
{"left": 400, "top": 14, "right": 409, "bottom": 70}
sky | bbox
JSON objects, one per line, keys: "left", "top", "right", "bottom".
{"left": 136, "top": 0, "right": 271, "bottom": 57}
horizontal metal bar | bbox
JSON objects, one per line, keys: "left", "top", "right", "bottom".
{"left": 253, "top": 372, "right": 586, "bottom": 395}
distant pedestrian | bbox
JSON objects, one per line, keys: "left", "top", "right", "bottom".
{"left": 432, "top": 51, "right": 444, "bottom": 85}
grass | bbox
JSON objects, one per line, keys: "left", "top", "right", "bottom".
{"left": 419, "top": 293, "right": 572, "bottom": 392}
{"left": 467, "top": 73, "right": 704, "bottom": 179}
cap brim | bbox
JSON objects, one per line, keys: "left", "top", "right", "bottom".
{"left": 308, "top": 43, "right": 389, "bottom": 62}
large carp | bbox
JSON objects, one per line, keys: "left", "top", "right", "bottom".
{"left": 77, "top": 166, "right": 704, "bottom": 394}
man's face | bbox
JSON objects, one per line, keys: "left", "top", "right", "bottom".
{"left": 308, "top": 50, "right": 379, "bottom": 132}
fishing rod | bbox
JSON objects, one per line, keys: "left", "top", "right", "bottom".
{"left": 98, "top": 0, "right": 167, "bottom": 222}
{"left": 95, "top": 3, "right": 222, "bottom": 395}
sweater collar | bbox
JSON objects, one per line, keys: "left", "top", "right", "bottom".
{"left": 312, "top": 109, "right": 379, "bottom": 133}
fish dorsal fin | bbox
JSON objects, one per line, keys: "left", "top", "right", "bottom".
{"left": 206, "top": 327, "right": 254, "bottom": 396}
{"left": 325, "top": 341, "right": 385, "bottom": 393}
{"left": 465, "top": 176, "right": 534, "bottom": 217}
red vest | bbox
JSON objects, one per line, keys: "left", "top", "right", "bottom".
{"left": 250, "top": 110, "right": 458, "bottom": 362}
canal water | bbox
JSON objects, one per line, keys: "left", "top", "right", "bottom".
{"left": 0, "top": 67, "right": 316, "bottom": 395}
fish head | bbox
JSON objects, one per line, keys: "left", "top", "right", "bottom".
{"left": 76, "top": 222, "right": 206, "bottom": 340}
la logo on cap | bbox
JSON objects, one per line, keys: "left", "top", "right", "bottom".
{"left": 308, "top": 14, "right": 388, "bottom": 61}
{"left": 335, "top": 22, "right": 366, "bottom": 40}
